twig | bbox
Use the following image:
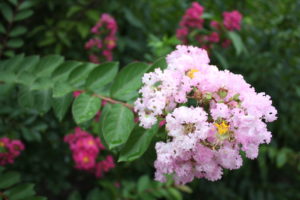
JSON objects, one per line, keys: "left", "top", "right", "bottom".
{"left": 93, "top": 94, "right": 134, "bottom": 111}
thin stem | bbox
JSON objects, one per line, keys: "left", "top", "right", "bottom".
{"left": 93, "top": 94, "right": 134, "bottom": 111}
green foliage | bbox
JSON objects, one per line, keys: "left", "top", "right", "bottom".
{"left": 0, "top": 0, "right": 34, "bottom": 58}
{"left": 101, "top": 104, "right": 134, "bottom": 149}
{"left": 0, "top": 168, "right": 46, "bottom": 200}
{"left": 0, "top": 55, "right": 162, "bottom": 161}
{"left": 72, "top": 93, "right": 101, "bottom": 124}
{"left": 119, "top": 125, "right": 158, "bottom": 162}
{"left": 110, "top": 62, "right": 150, "bottom": 101}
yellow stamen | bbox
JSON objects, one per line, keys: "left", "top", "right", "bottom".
{"left": 88, "top": 140, "right": 95, "bottom": 146}
{"left": 107, "top": 40, "right": 115, "bottom": 46}
{"left": 0, "top": 141, "right": 5, "bottom": 147}
{"left": 83, "top": 156, "right": 90, "bottom": 163}
{"left": 187, "top": 69, "right": 199, "bottom": 79}
{"left": 214, "top": 121, "right": 230, "bottom": 135}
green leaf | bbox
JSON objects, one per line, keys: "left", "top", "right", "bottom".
{"left": 68, "top": 190, "right": 81, "bottom": 200}
{"left": 1, "top": 54, "right": 24, "bottom": 71}
{"left": 0, "top": 23, "right": 5, "bottom": 33}
{"left": 0, "top": 3, "right": 13, "bottom": 22}
{"left": 119, "top": 125, "right": 158, "bottom": 162}
{"left": 3, "top": 50, "right": 15, "bottom": 57}
{"left": 18, "top": 86, "right": 34, "bottom": 108}
{"left": 0, "top": 172, "right": 21, "bottom": 189}
{"left": 175, "top": 185, "right": 192, "bottom": 193}
{"left": 68, "top": 63, "right": 96, "bottom": 87}
{"left": 201, "top": 13, "right": 213, "bottom": 19}
{"left": 276, "top": 149, "right": 287, "bottom": 168}
{"left": 213, "top": 51, "right": 229, "bottom": 69}
{"left": 85, "top": 62, "right": 119, "bottom": 91}
{"left": 52, "top": 82, "right": 74, "bottom": 98}
{"left": 23, "top": 197, "right": 47, "bottom": 200}
{"left": 17, "top": 72, "right": 35, "bottom": 86}
{"left": 76, "top": 23, "right": 89, "bottom": 38}
{"left": 111, "top": 62, "right": 149, "bottom": 101}
{"left": 19, "top": 1, "right": 33, "bottom": 10}
{"left": 98, "top": 104, "right": 112, "bottom": 149}
{"left": 21, "top": 127, "right": 41, "bottom": 142}
{"left": 8, "top": 0, "right": 18, "bottom": 6}
{"left": 10, "top": 26, "right": 27, "bottom": 37}
{"left": 137, "top": 175, "right": 150, "bottom": 193}
{"left": 15, "top": 9, "right": 34, "bottom": 21}
{"left": 102, "top": 104, "right": 134, "bottom": 149}
{"left": 51, "top": 61, "right": 81, "bottom": 82}
{"left": 0, "top": 71, "right": 16, "bottom": 83}
{"left": 148, "top": 57, "right": 167, "bottom": 72}
{"left": 86, "top": 188, "right": 102, "bottom": 200}
{"left": 124, "top": 8, "right": 144, "bottom": 30}
{"left": 34, "top": 90, "right": 52, "bottom": 114}
{"left": 66, "top": 6, "right": 82, "bottom": 18}
{"left": 167, "top": 188, "right": 182, "bottom": 200}
{"left": 7, "top": 39, "right": 24, "bottom": 48}
{"left": 227, "top": 32, "right": 244, "bottom": 55}
{"left": 17, "top": 55, "right": 40, "bottom": 74}
{"left": 72, "top": 93, "right": 101, "bottom": 124}
{"left": 31, "top": 77, "right": 53, "bottom": 90}
{"left": 4, "top": 184, "right": 35, "bottom": 200}
{"left": 52, "top": 93, "right": 73, "bottom": 121}
{"left": 34, "top": 55, "right": 64, "bottom": 77}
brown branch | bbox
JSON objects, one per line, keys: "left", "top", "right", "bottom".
{"left": 93, "top": 94, "right": 134, "bottom": 111}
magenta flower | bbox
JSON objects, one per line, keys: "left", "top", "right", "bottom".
{"left": 221, "top": 39, "right": 232, "bottom": 48}
{"left": 210, "top": 20, "right": 220, "bottom": 29}
{"left": 181, "top": 2, "right": 204, "bottom": 29}
{"left": 0, "top": 137, "right": 25, "bottom": 166}
{"left": 64, "top": 127, "right": 114, "bottom": 178}
{"left": 223, "top": 10, "right": 243, "bottom": 31}
{"left": 86, "top": 13, "right": 118, "bottom": 63}
{"left": 208, "top": 32, "right": 220, "bottom": 43}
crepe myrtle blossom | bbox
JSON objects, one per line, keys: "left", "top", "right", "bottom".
{"left": 85, "top": 13, "right": 118, "bottom": 63}
{"left": 176, "top": 2, "right": 243, "bottom": 51}
{"left": 0, "top": 137, "right": 25, "bottom": 166}
{"left": 134, "top": 45, "right": 277, "bottom": 184}
{"left": 223, "top": 10, "right": 243, "bottom": 31}
{"left": 64, "top": 127, "right": 114, "bottom": 178}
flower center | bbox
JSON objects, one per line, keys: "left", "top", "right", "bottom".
{"left": 214, "top": 121, "right": 230, "bottom": 135}
{"left": 83, "top": 156, "right": 90, "bottom": 163}
{"left": 186, "top": 69, "right": 199, "bottom": 79}
{"left": 183, "top": 123, "right": 196, "bottom": 134}
{"left": 88, "top": 140, "right": 95, "bottom": 146}
{"left": 0, "top": 141, "right": 5, "bottom": 147}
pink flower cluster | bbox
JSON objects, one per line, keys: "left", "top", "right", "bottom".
{"left": 64, "top": 127, "right": 115, "bottom": 178}
{"left": 85, "top": 13, "right": 118, "bottom": 63}
{"left": 223, "top": 11, "right": 243, "bottom": 31}
{"left": 134, "top": 45, "right": 277, "bottom": 184}
{"left": 0, "top": 137, "right": 25, "bottom": 166}
{"left": 176, "top": 2, "right": 242, "bottom": 50}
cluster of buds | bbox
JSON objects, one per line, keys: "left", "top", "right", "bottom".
{"left": 134, "top": 45, "right": 277, "bottom": 184}
{"left": 64, "top": 127, "right": 115, "bottom": 178}
{"left": 0, "top": 137, "right": 25, "bottom": 166}
{"left": 85, "top": 13, "right": 118, "bottom": 63}
{"left": 176, "top": 2, "right": 242, "bottom": 50}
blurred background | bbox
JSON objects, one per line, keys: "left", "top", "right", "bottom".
{"left": 0, "top": 0, "right": 300, "bottom": 199}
